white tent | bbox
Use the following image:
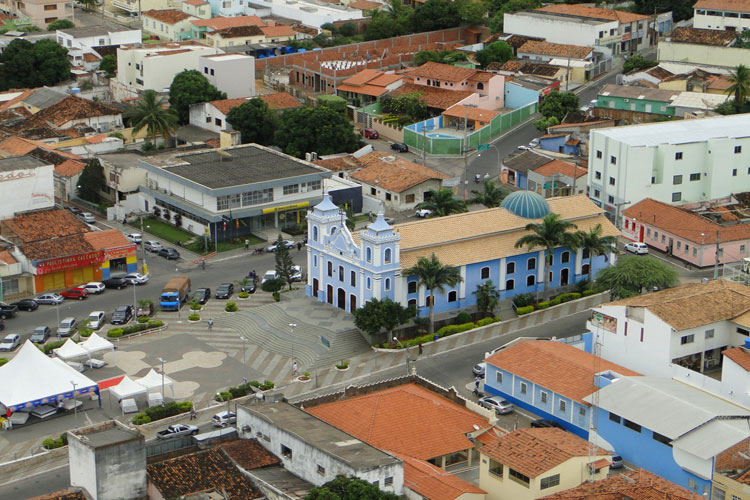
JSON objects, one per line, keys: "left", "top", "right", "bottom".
{"left": 0, "top": 340, "right": 98, "bottom": 414}
{"left": 80, "top": 333, "right": 115, "bottom": 356}
{"left": 109, "top": 376, "right": 147, "bottom": 401}
{"left": 135, "top": 369, "right": 175, "bottom": 396}
{"left": 53, "top": 339, "right": 89, "bottom": 360}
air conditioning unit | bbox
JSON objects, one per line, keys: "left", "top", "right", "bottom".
{"left": 623, "top": 98, "right": 630, "bottom": 102}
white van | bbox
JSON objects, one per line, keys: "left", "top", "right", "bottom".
{"left": 88, "top": 311, "right": 105, "bottom": 330}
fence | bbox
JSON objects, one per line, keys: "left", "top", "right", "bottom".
{"left": 146, "top": 435, "right": 195, "bottom": 457}
{"left": 403, "top": 101, "right": 538, "bottom": 155}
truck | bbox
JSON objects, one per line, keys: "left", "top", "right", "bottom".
{"left": 156, "top": 424, "right": 198, "bottom": 440}
{"left": 160, "top": 276, "right": 191, "bottom": 311}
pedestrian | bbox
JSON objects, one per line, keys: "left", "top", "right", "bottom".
{"left": 200, "top": 260, "right": 205, "bottom": 271}
{"left": 418, "top": 342, "right": 423, "bottom": 355}
{"left": 484, "top": 172, "right": 490, "bottom": 181}
{"left": 244, "top": 239, "right": 249, "bottom": 250}
{"left": 474, "top": 376, "right": 481, "bottom": 395}
{"left": 297, "top": 241, "right": 302, "bottom": 251}
{"left": 369, "top": 211, "right": 373, "bottom": 222}
{"left": 292, "top": 360, "right": 298, "bottom": 377}
{"left": 208, "top": 318, "right": 214, "bottom": 331}
{"left": 189, "top": 405, "right": 196, "bottom": 420}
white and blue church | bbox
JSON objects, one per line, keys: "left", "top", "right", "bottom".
{"left": 305, "top": 190, "right": 618, "bottom": 315}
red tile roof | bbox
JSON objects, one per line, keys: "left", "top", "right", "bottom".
{"left": 481, "top": 428, "right": 609, "bottom": 478}
{"left": 533, "top": 159, "right": 587, "bottom": 179}
{"left": 184, "top": 0, "right": 208, "bottom": 5}
{"left": 0, "top": 137, "right": 78, "bottom": 159}
{"left": 143, "top": 9, "right": 194, "bottom": 24}
{"left": 306, "top": 383, "right": 488, "bottom": 460}
{"left": 343, "top": 68, "right": 386, "bottom": 86}
{"left": 259, "top": 92, "right": 302, "bottom": 110}
{"left": 19, "top": 95, "right": 121, "bottom": 128}
{"left": 442, "top": 105, "right": 499, "bottom": 123}
{"left": 397, "top": 453, "right": 486, "bottom": 500}
{"left": 486, "top": 341, "right": 639, "bottom": 405}
{"left": 2, "top": 209, "right": 88, "bottom": 244}
{"left": 82, "top": 230, "right": 132, "bottom": 250}
{"left": 313, "top": 155, "right": 363, "bottom": 172}
{"left": 669, "top": 27, "right": 736, "bottom": 46}
{"left": 210, "top": 97, "right": 247, "bottom": 115}
{"left": 723, "top": 347, "right": 750, "bottom": 372}
{"left": 338, "top": 83, "right": 392, "bottom": 97}
{"left": 349, "top": 0, "right": 382, "bottom": 9}
{"left": 389, "top": 83, "right": 473, "bottom": 110}
{"left": 212, "top": 25, "right": 264, "bottom": 39}
{"left": 260, "top": 25, "right": 296, "bottom": 38}
{"left": 537, "top": 3, "right": 649, "bottom": 23}
{"left": 220, "top": 439, "right": 282, "bottom": 470}
{"left": 191, "top": 15, "right": 265, "bottom": 30}
{"left": 716, "top": 437, "right": 750, "bottom": 473}
{"left": 0, "top": 250, "right": 17, "bottom": 265}
{"left": 518, "top": 40, "right": 592, "bottom": 59}
{"left": 410, "top": 62, "right": 477, "bottom": 83}
{"left": 55, "top": 159, "right": 86, "bottom": 177}
{"left": 538, "top": 468, "right": 705, "bottom": 500}
{"left": 694, "top": 0, "right": 750, "bottom": 13}
{"left": 351, "top": 151, "right": 450, "bottom": 193}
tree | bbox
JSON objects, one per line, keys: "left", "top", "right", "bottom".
{"left": 168, "top": 69, "right": 226, "bottom": 124}
{"left": 514, "top": 213, "right": 580, "bottom": 298}
{"left": 226, "top": 98, "right": 278, "bottom": 145}
{"left": 470, "top": 180, "right": 508, "bottom": 208}
{"left": 317, "top": 94, "right": 348, "bottom": 113}
{"left": 475, "top": 41, "right": 513, "bottom": 69}
{"left": 403, "top": 253, "right": 462, "bottom": 335}
{"left": 726, "top": 64, "right": 750, "bottom": 111}
{"left": 77, "top": 0, "right": 101, "bottom": 10}
{"left": 596, "top": 255, "right": 679, "bottom": 300}
{"left": 381, "top": 92, "right": 429, "bottom": 124}
{"left": 352, "top": 298, "right": 414, "bottom": 341}
{"left": 485, "top": 0, "right": 540, "bottom": 32}
{"left": 305, "top": 475, "right": 400, "bottom": 500}
{"left": 124, "top": 89, "right": 178, "bottom": 142}
{"left": 274, "top": 106, "right": 360, "bottom": 158}
{"left": 274, "top": 235, "right": 296, "bottom": 290}
{"left": 473, "top": 280, "right": 500, "bottom": 318}
{"left": 623, "top": 54, "right": 658, "bottom": 74}
{"left": 632, "top": 0, "right": 692, "bottom": 22}
{"left": 47, "top": 19, "right": 74, "bottom": 31}
{"left": 415, "top": 188, "right": 467, "bottom": 217}
{"left": 412, "top": 0, "right": 461, "bottom": 33}
{"left": 414, "top": 50, "right": 466, "bottom": 66}
{"left": 98, "top": 54, "right": 117, "bottom": 78}
{"left": 576, "top": 223, "right": 618, "bottom": 283}
{"left": 338, "top": 22, "right": 357, "bottom": 37}
{"left": 364, "top": 10, "right": 401, "bottom": 41}
{"left": 456, "top": 0, "right": 487, "bottom": 24}
{"left": 534, "top": 116, "right": 559, "bottom": 132}
{"left": 539, "top": 91, "right": 579, "bottom": 121}
{"left": 0, "top": 38, "right": 70, "bottom": 91}
{"left": 77, "top": 158, "right": 105, "bottom": 204}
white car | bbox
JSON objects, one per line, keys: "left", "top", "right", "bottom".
{"left": 79, "top": 212, "right": 96, "bottom": 224}
{"left": 528, "top": 138, "right": 540, "bottom": 148}
{"left": 88, "top": 311, "right": 106, "bottom": 330}
{"left": 266, "top": 239, "right": 296, "bottom": 252}
{"left": 416, "top": 209, "right": 432, "bottom": 218}
{"left": 0, "top": 334, "right": 19, "bottom": 351}
{"left": 144, "top": 240, "right": 162, "bottom": 252}
{"left": 126, "top": 233, "right": 142, "bottom": 244}
{"left": 624, "top": 242, "right": 649, "bottom": 255}
{"left": 212, "top": 411, "right": 237, "bottom": 427}
{"left": 122, "top": 273, "right": 149, "bottom": 285}
{"left": 290, "top": 265, "right": 303, "bottom": 282}
{"left": 82, "top": 282, "right": 105, "bottom": 294}
{"left": 35, "top": 293, "right": 64, "bottom": 305}
{"left": 261, "top": 270, "right": 278, "bottom": 284}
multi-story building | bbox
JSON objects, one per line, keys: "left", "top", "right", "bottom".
{"left": 694, "top": 0, "right": 750, "bottom": 31}
{"left": 188, "top": 92, "right": 301, "bottom": 134}
{"left": 587, "top": 114, "right": 750, "bottom": 226}
{"left": 56, "top": 24, "right": 142, "bottom": 51}
{"left": 409, "top": 62, "right": 505, "bottom": 110}
{"left": 10, "top": 0, "right": 73, "bottom": 30}
{"left": 141, "top": 9, "right": 197, "bottom": 42}
{"left": 594, "top": 84, "right": 680, "bottom": 121}
{"left": 199, "top": 53, "right": 255, "bottom": 99}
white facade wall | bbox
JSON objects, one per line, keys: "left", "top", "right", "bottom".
{"left": 199, "top": 53, "right": 256, "bottom": 99}
{"left": 189, "top": 102, "right": 233, "bottom": 134}
{"left": 694, "top": 9, "right": 750, "bottom": 31}
{"left": 69, "top": 439, "right": 98, "bottom": 499}
{"left": 0, "top": 163, "right": 55, "bottom": 219}
{"left": 356, "top": 178, "right": 444, "bottom": 212}
{"left": 117, "top": 44, "right": 221, "bottom": 92}
{"left": 504, "top": 13, "right": 615, "bottom": 47}
{"left": 56, "top": 29, "right": 142, "bottom": 50}
{"left": 59, "top": 114, "right": 123, "bottom": 133}
{"left": 244, "top": 0, "right": 362, "bottom": 27}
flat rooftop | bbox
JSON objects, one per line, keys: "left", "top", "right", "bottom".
{"left": 243, "top": 402, "right": 400, "bottom": 470}
{"left": 0, "top": 155, "right": 49, "bottom": 172}
{"left": 508, "top": 10, "right": 612, "bottom": 26}
{"left": 59, "top": 24, "right": 138, "bottom": 38}
{"left": 73, "top": 421, "right": 142, "bottom": 448}
{"left": 156, "top": 145, "right": 326, "bottom": 189}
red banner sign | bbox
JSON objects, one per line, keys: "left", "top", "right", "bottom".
{"left": 104, "top": 244, "right": 136, "bottom": 261}
{"left": 35, "top": 251, "right": 103, "bottom": 275}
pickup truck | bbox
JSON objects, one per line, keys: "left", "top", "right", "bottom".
{"left": 0, "top": 302, "right": 18, "bottom": 320}
{"left": 156, "top": 424, "right": 198, "bottom": 439}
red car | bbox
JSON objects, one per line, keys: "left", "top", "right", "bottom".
{"left": 61, "top": 287, "right": 89, "bottom": 300}
{"left": 360, "top": 128, "right": 379, "bottom": 139}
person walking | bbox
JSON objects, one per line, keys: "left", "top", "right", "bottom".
{"left": 244, "top": 239, "right": 249, "bottom": 251}
{"left": 208, "top": 318, "right": 214, "bottom": 331}
{"left": 418, "top": 342, "right": 423, "bottom": 356}
{"left": 189, "top": 405, "right": 196, "bottom": 420}
{"left": 297, "top": 241, "right": 302, "bottom": 251}
{"left": 292, "top": 360, "right": 298, "bottom": 378}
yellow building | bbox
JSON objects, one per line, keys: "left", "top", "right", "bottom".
{"left": 480, "top": 428, "right": 610, "bottom": 500}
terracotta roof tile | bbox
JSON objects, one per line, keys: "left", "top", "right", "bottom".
{"left": 343, "top": 68, "right": 385, "bottom": 86}
{"left": 518, "top": 40, "right": 592, "bottom": 59}
{"left": 389, "top": 83, "right": 473, "bottom": 110}
{"left": 24, "top": 234, "right": 94, "bottom": 262}
{"left": 723, "top": 347, "right": 750, "bottom": 372}
{"left": 338, "top": 83, "right": 392, "bottom": 97}
{"left": 55, "top": 159, "right": 86, "bottom": 177}
{"left": 143, "top": 9, "right": 194, "bottom": 24}
{"left": 694, "top": 0, "right": 750, "bottom": 13}
{"left": 397, "top": 453, "right": 486, "bottom": 500}
{"left": 538, "top": 468, "right": 705, "bottom": 500}
{"left": 314, "top": 155, "right": 363, "bottom": 172}
{"left": 533, "top": 159, "right": 587, "bottom": 179}
{"left": 0, "top": 89, "right": 34, "bottom": 111}
{"left": 19, "top": 95, "right": 121, "bottom": 128}
{"left": 220, "top": 439, "right": 281, "bottom": 469}
{"left": 410, "top": 62, "right": 477, "bottom": 83}
{"left": 537, "top": 3, "right": 649, "bottom": 23}
{"left": 184, "top": 0, "right": 208, "bottom": 5}
{"left": 147, "top": 448, "right": 262, "bottom": 500}
{"left": 442, "top": 105, "right": 499, "bottom": 122}
{"left": 82, "top": 230, "right": 132, "bottom": 250}
{"left": 306, "top": 383, "right": 488, "bottom": 460}
{"left": 348, "top": 0, "right": 382, "bottom": 9}
{"left": 27, "top": 492, "right": 87, "bottom": 500}
{"left": 669, "top": 26, "right": 736, "bottom": 46}
{"left": 645, "top": 66, "right": 674, "bottom": 80}
{"left": 486, "top": 341, "right": 639, "bottom": 405}
{"left": 716, "top": 437, "right": 750, "bottom": 472}
{"left": 481, "top": 428, "right": 609, "bottom": 477}
{"left": 351, "top": 152, "right": 450, "bottom": 193}
{"left": 290, "top": 23, "right": 318, "bottom": 36}
{"left": 210, "top": 97, "right": 247, "bottom": 115}
{"left": 83, "top": 53, "right": 100, "bottom": 63}
{"left": 260, "top": 25, "right": 295, "bottom": 38}
{"left": 2, "top": 208, "right": 88, "bottom": 244}
{"left": 191, "top": 15, "right": 265, "bottom": 30}
{"left": 213, "top": 25, "right": 264, "bottom": 38}
{"left": 0, "top": 250, "right": 17, "bottom": 265}
{"left": 259, "top": 92, "right": 302, "bottom": 110}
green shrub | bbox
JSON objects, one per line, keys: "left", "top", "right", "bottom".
{"left": 148, "top": 320, "right": 164, "bottom": 327}
{"left": 272, "top": 292, "right": 280, "bottom": 302}
{"left": 177, "top": 401, "right": 193, "bottom": 412}
{"left": 42, "top": 438, "right": 56, "bottom": 449}
{"left": 238, "top": 291, "right": 250, "bottom": 298}
{"left": 516, "top": 305, "right": 534, "bottom": 315}
{"left": 261, "top": 278, "right": 284, "bottom": 293}
{"left": 107, "top": 329, "right": 124, "bottom": 338}
{"left": 475, "top": 316, "right": 500, "bottom": 327}
{"left": 132, "top": 413, "right": 152, "bottom": 425}
{"left": 537, "top": 301, "right": 551, "bottom": 309}
{"left": 143, "top": 401, "right": 189, "bottom": 422}
{"left": 259, "top": 380, "right": 274, "bottom": 391}
{"left": 188, "top": 314, "right": 200, "bottom": 321}
{"left": 303, "top": 372, "right": 311, "bottom": 378}
{"left": 455, "top": 311, "right": 472, "bottom": 324}
{"left": 512, "top": 293, "right": 536, "bottom": 308}
{"left": 79, "top": 328, "right": 93, "bottom": 338}
{"left": 435, "top": 322, "right": 476, "bottom": 338}
{"left": 336, "top": 361, "right": 349, "bottom": 369}
{"left": 42, "top": 437, "right": 67, "bottom": 449}
{"left": 59, "top": 433, "right": 68, "bottom": 446}
{"left": 227, "top": 382, "right": 254, "bottom": 399}
{"left": 225, "top": 302, "right": 238, "bottom": 312}
{"left": 0, "top": 358, "right": 8, "bottom": 367}
{"left": 189, "top": 299, "right": 201, "bottom": 311}
{"left": 137, "top": 316, "right": 149, "bottom": 323}
{"left": 582, "top": 289, "right": 596, "bottom": 297}
{"left": 215, "top": 391, "right": 232, "bottom": 402}
{"left": 549, "top": 297, "right": 562, "bottom": 306}
{"left": 248, "top": 380, "right": 261, "bottom": 388}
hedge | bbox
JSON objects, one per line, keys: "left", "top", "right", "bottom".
{"left": 132, "top": 401, "right": 193, "bottom": 425}
{"left": 188, "top": 314, "right": 200, "bottom": 321}
{"left": 582, "top": 289, "right": 596, "bottom": 297}
{"left": 107, "top": 320, "right": 164, "bottom": 338}
{"left": 0, "top": 358, "right": 7, "bottom": 367}
{"left": 537, "top": 301, "right": 550, "bottom": 310}
{"left": 238, "top": 291, "right": 250, "bottom": 298}
{"left": 394, "top": 317, "right": 502, "bottom": 348}
{"left": 225, "top": 302, "right": 238, "bottom": 312}
{"left": 40, "top": 340, "right": 66, "bottom": 354}
{"left": 137, "top": 316, "right": 150, "bottom": 323}
{"left": 107, "top": 328, "right": 123, "bottom": 338}
{"left": 79, "top": 328, "right": 93, "bottom": 338}
{"left": 455, "top": 311, "right": 472, "bottom": 324}
{"left": 42, "top": 433, "right": 68, "bottom": 450}
{"left": 516, "top": 305, "right": 534, "bottom": 315}
{"left": 476, "top": 316, "right": 501, "bottom": 327}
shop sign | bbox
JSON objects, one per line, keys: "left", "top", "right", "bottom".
{"left": 591, "top": 311, "right": 617, "bottom": 333}
{"left": 35, "top": 250, "right": 103, "bottom": 275}
{"left": 262, "top": 201, "right": 310, "bottom": 214}
{"left": 104, "top": 244, "right": 136, "bottom": 261}
{"left": 0, "top": 170, "right": 35, "bottom": 183}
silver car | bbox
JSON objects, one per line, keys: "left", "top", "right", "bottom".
{"left": 35, "top": 293, "right": 64, "bottom": 305}
{"left": 0, "top": 334, "right": 19, "bottom": 351}
{"left": 478, "top": 396, "right": 514, "bottom": 415}
{"left": 144, "top": 240, "right": 162, "bottom": 252}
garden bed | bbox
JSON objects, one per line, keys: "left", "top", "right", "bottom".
{"left": 512, "top": 289, "right": 601, "bottom": 316}
{"left": 106, "top": 320, "right": 165, "bottom": 339}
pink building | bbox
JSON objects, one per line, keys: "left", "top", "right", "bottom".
{"left": 623, "top": 198, "right": 750, "bottom": 268}
{"left": 409, "top": 62, "right": 505, "bottom": 110}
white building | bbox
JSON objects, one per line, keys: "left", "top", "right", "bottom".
{"left": 237, "top": 402, "right": 404, "bottom": 493}
{"left": 587, "top": 114, "right": 750, "bottom": 226}
{"left": 56, "top": 25, "right": 142, "bottom": 51}
{"left": 199, "top": 53, "right": 255, "bottom": 99}
{"left": 505, "top": 10, "right": 618, "bottom": 50}
{"left": 115, "top": 41, "right": 221, "bottom": 95}
{"left": 694, "top": 0, "right": 750, "bottom": 31}
{"left": 245, "top": 0, "right": 363, "bottom": 28}
{"left": 0, "top": 156, "right": 55, "bottom": 220}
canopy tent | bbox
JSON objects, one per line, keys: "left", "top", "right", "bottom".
{"left": 80, "top": 333, "right": 115, "bottom": 357}
{"left": 0, "top": 340, "right": 99, "bottom": 415}
{"left": 109, "top": 376, "right": 147, "bottom": 401}
{"left": 135, "top": 369, "right": 175, "bottom": 396}
{"left": 53, "top": 339, "right": 89, "bottom": 360}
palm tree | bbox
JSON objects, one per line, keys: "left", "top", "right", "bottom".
{"left": 514, "top": 213, "right": 580, "bottom": 299}
{"left": 577, "top": 224, "right": 618, "bottom": 284}
{"left": 727, "top": 64, "right": 750, "bottom": 110}
{"left": 473, "top": 280, "right": 500, "bottom": 318}
{"left": 416, "top": 188, "right": 468, "bottom": 218}
{"left": 125, "top": 90, "right": 178, "bottom": 145}
{"left": 403, "top": 253, "right": 462, "bottom": 335}
{"left": 470, "top": 180, "right": 509, "bottom": 208}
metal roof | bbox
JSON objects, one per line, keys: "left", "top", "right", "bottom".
{"left": 672, "top": 418, "right": 750, "bottom": 460}
{"left": 0, "top": 155, "right": 49, "bottom": 172}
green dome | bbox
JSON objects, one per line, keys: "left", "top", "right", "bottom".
{"left": 501, "top": 190, "right": 550, "bottom": 219}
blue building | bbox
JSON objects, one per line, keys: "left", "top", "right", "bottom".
{"left": 586, "top": 376, "right": 750, "bottom": 498}
{"left": 306, "top": 191, "right": 618, "bottom": 315}
{"left": 483, "top": 340, "right": 637, "bottom": 438}
{"left": 539, "top": 133, "right": 580, "bottom": 156}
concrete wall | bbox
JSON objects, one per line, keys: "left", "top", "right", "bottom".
{"left": 504, "top": 13, "right": 612, "bottom": 47}
{"left": 0, "top": 163, "right": 55, "bottom": 219}
{"left": 200, "top": 54, "right": 256, "bottom": 99}
{"left": 658, "top": 41, "right": 750, "bottom": 69}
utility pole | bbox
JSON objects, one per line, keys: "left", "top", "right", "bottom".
{"left": 422, "top": 122, "right": 427, "bottom": 166}
{"left": 463, "top": 105, "right": 469, "bottom": 201}
{"left": 714, "top": 230, "right": 721, "bottom": 279}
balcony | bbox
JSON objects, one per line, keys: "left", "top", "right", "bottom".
{"left": 112, "top": 0, "right": 138, "bottom": 13}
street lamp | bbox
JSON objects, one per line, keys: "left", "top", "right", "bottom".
{"left": 216, "top": 392, "right": 230, "bottom": 414}
{"left": 158, "top": 357, "right": 166, "bottom": 404}
{"left": 70, "top": 381, "right": 78, "bottom": 428}
{"left": 289, "top": 323, "right": 296, "bottom": 361}
{"left": 55, "top": 299, "right": 61, "bottom": 341}
{"left": 393, "top": 337, "right": 411, "bottom": 375}
{"left": 240, "top": 336, "right": 247, "bottom": 365}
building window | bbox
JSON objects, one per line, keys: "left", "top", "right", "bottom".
{"left": 408, "top": 281, "right": 417, "bottom": 294}
{"left": 481, "top": 266, "right": 490, "bottom": 279}
{"left": 675, "top": 152, "right": 683, "bottom": 160}
{"left": 653, "top": 431, "right": 672, "bottom": 447}
{"left": 317, "top": 464, "right": 325, "bottom": 475}
{"left": 623, "top": 419, "right": 641, "bottom": 433}
{"left": 489, "top": 459, "right": 503, "bottom": 478}
{"left": 384, "top": 248, "right": 392, "bottom": 264}
{"left": 540, "top": 391, "right": 548, "bottom": 403}
{"left": 366, "top": 277, "right": 371, "bottom": 290}
{"left": 506, "top": 262, "right": 515, "bottom": 274}
{"left": 313, "top": 255, "right": 318, "bottom": 267}
{"left": 579, "top": 407, "right": 585, "bottom": 416}
{"left": 448, "top": 290, "right": 457, "bottom": 302}
{"left": 736, "top": 146, "right": 742, "bottom": 154}
{"left": 283, "top": 184, "right": 299, "bottom": 195}
{"left": 713, "top": 488, "right": 726, "bottom": 500}
{"left": 661, "top": 234, "right": 665, "bottom": 243}
{"left": 742, "top": 244, "right": 747, "bottom": 254}
{"left": 559, "top": 400, "right": 566, "bottom": 412}
{"left": 527, "top": 258, "right": 536, "bottom": 270}
{"left": 371, "top": 187, "right": 376, "bottom": 196}
{"left": 509, "top": 468, "right": 530, "bottom": 487}
{"left": 595, "top": 171, "right": 601, "bottom": 180}
{"left": 215, "top": 118, "right": 222, "bottom": 126}
{"left": 385, "top": 278, "right": 391, "bottom": 291}
{"left": 384, "top": 477, "right": 393, "bottom": 486}
{"left": 561, "top": 251, "right": 570, "bottom": 264}
{"left": 608, "top": 195, "right": 614, "bottom": 204}
{"left": 496, "top": 371, "right": 503, "bottom": 384}
{"left": 350, "top": 271, "right": 356, "bottom": 287}
{"left": 408, "top": 299, "right": 417, "bottom": 307}
{"left": 610, "top": 156, "right": 616, "bottom": 165}
{"left": 506, "top": 279, "right": 514, "bottom": 290}
{"left": 594, "top": 189, "right": 600, "bottom": 198}
{"left": 385, "top": 192, "right": 392, "bottom": 201}
{"left": 690, "top": 173, "right": 700, "bottom": 181}
{"left": 609, "top": 177, "right": 615, "bottom": 186}
{"left": 44, "top": 4, "right": 56, "bottom": 10}
{"left": 281, "top": 444, "right": 292, "bottom": 459}
{"left": 609, "top": 412, "right": 621, "bottom": 423}
{"left": 526, "top": 275, "right": 535, "bottom": 286}
{"left": 646, "top": 228, "right": 651, "bottom": 237}
{"left": 596, "top": 150, "right": 602, "bottom": 159}
{"left": 520, "top": 382, "right": 527, "bottom": 394}
{"left": 673, "top": 175, "right": 682, "bottom": 185}
{"left": 734, "top": 169, "right": 738, "bottom": 176}
{"left": 335, "top": 265, "right": 342, "bottom": 282}
{"left": 405, "top": 193, "right": 415, "bottom": 203}
{"left": 672, "top": 192, "right": 682, "bottom": 202}
{"left": 640, "top": 327, "right": 644, "bottom": 342}
{"left": 677, "top": 241, "right": 681, "bottom": 251}
{"left": 327, "top": 262, "right": 333, "bottom": 277}
{"left": 540, "top": 474, "right": 560, "bottom": 490}
{"left": 366, "top": 247, "right": 372, "bottom": 263}
{"left": 313, "top": 226, "right": 318, "bottom": 242}
{"left": 681, "top": 334, "right": 694, "bottom": 344}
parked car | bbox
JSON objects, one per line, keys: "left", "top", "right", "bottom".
{"left": 472, "top": 362, "right": 486, "bottom": 378}
{"left": 531, "top": 419, "right": 564, "bottom": 429}
{"left": 193, "top": 288, "right": 211, "bottom": 304}
{"left": 60, "top": 287, "right": 89, "bottom": 300}
{"left": 290, "top": 265, "right": 303, "bottom": 282}
{"left": 79, "top": 212, "right": 96, "bottom": 224}
{"left": 144, "top": 240, "right": 162, "bottom": 252}
{"left": 360, "top": 128, "right": 379, "bottom": 139}
{"left": 215, "top": 283, "right": 234, "bottom": 299}
{"left": 58, "top": 317, "right": 78, "bottom": 337}
{"left": 122, "top": 273, "right": 149, "bottom": 285}
{"left": 478, "top": 396, "right": 514, "bottom": 415}
{"left": 102, "top": 277, "right": 129, "bottom": 289}
{"left": 383, "top": 216, "right": 395, "bottom": 225}
{"left": 610, "top": 455, "right": 624, "bottom": 469}
{"left": 261, "top": 270, "right": 277, "bottom": 284}
{"left": 517, "top": 145, "right": 530, "bottom": 151}
{"left": 528, "top": 138, "right": 540, "bottom": 148}
{"left": 82, "top": 282, "right": 105, "bottom": 294}
{"left": 0, "top": 302, "right": 18, "bottom": 319}
{"left": 66, "top": 206, "right": 81, "bottom": 215}
{"left": 624, "top": 242, "right": 649, "bottom": 255}
{"left": 111, "top": 305, "right": 134, "bottom": 325}
{"left": 88, "top": 311, "right": 106, "bottom": 330}
{"left": 416, "top": 209, "right": 432, "bottom": 218}
{"left": 266, "top": 239, "right": 295, "bottom": 252}
{"left": 30, "top": 326, "right": 51, "bottom": 343}
{"left": 35, "top": 293, "right": 64, "bottom": 305}
{"left": 240, "top": 280, "right": 255, "bottom": 293}
{"left": 0, "top": 333, "right": 20, "bottom": 351}
{"left": 158, "top": 247, "right": 180, "bottom": 259}
{"left": 156, "top": 424, "right": 198, "bottom": 439}
{"left": 11, "top": 298, "right": 38, "bottom": 311}
{"left": 125, "top": 233, "right": 142, "bottom": 244}
{"left": 390, "top": 142, "right": 408, "bottom": 152}
{"left": 136, "top": 302, "right": 154, "bottom": 318}
{"left": 212, "top": 411, "right": 237, "bottom": 428}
